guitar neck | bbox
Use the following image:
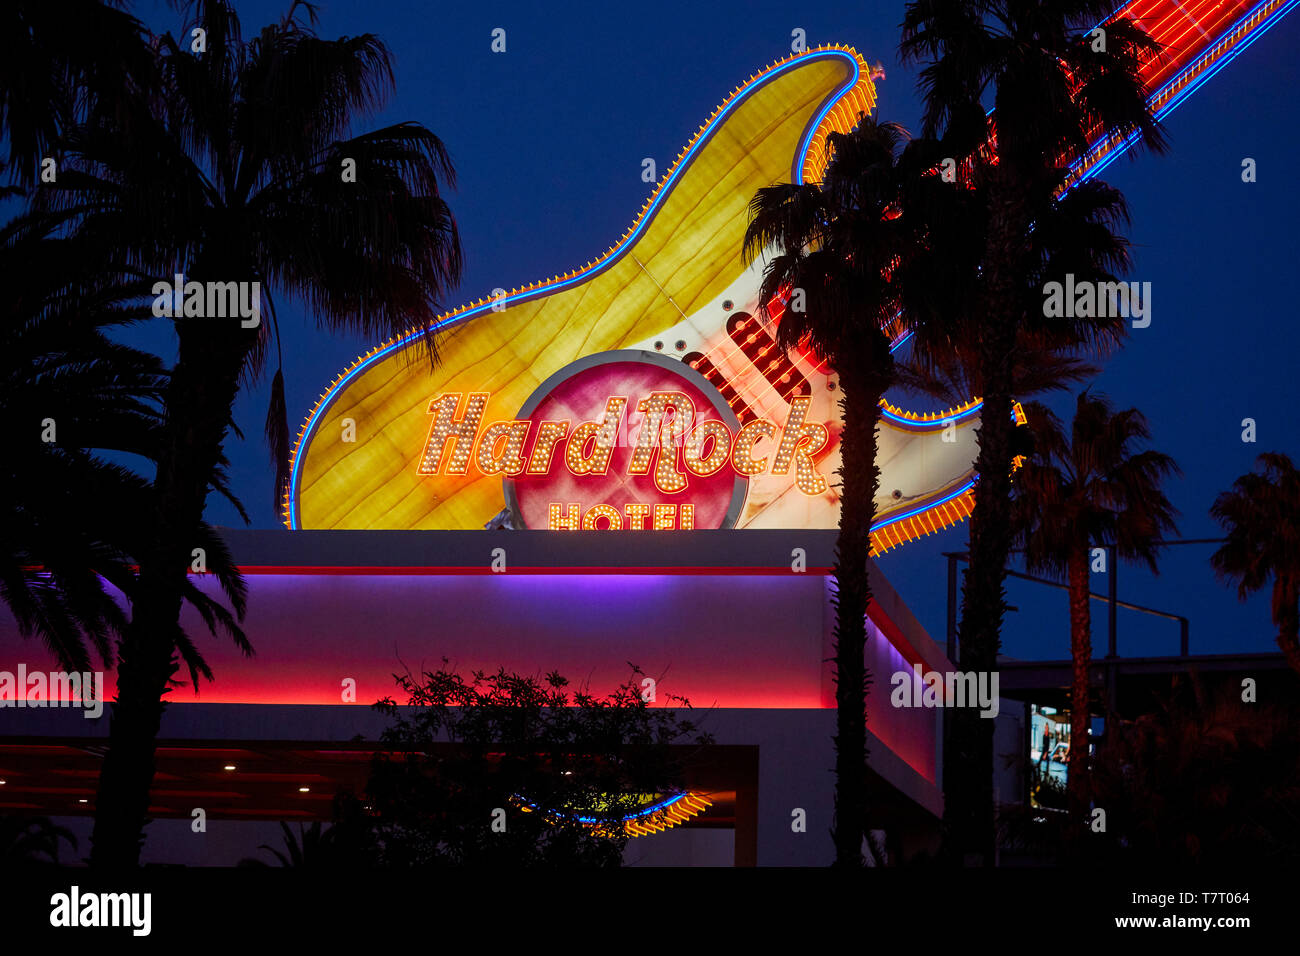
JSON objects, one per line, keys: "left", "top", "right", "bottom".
{"left": 1068, "top": 0, "right": 1295, "bottom": 188}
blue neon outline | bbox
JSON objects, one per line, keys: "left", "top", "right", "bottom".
{"left": 1148, "top": 0, "right": 1300, "bottom": 122}
{"left": 576, "top": 791, "right": 688, "bottom": 825}
{"left": 287, "top": 50, "right": 864, "bottom": 528}
{"left": 792, "top": 56, "right": 864, "bottom": 182}
{"left": 879, "top": 401, "right": 981, "bottom": 428}
{"left": 515, "top": 791, "right": 691, "bottom": 826}
{"left": 873, "top": 478, "right": 975, "bottom": 531}
{"left": 889, "top": 328, "right": 913, "bottom": 352}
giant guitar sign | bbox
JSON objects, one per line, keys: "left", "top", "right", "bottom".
{"left": 288, "top": 2, "right": 1297, "bottom": 551}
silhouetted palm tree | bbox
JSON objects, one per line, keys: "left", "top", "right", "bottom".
{"left": 743, "top": 116, "right": 946, "bottom": 866}
{"left": 0, "top": 0, "right": 151, "bottom": 188}
{"left": 1, "top": 212, "right": 246, "bottom": 675}
{"left": 899, "top": 0, "right": 1166, "bottom": 864}
{"left": 1211, "top": 453, "right": 1300, "bottom": 675}
{"left": 898, "top": 170, "right": 1145, "bottom": 862}
{"left": 42, "top": 0, "right": 462, "bottom": 866}
{"left": 0, "top": 815, "right": 78, "bottom": 865}
{"left": 897, "top": 176, "right": 1138, "bottom": 406}
{"left": 240, "top": 821, "right": 342, "bottom": 868}
{"left": 1010, "top": 392, "right": 1179, "bottom": 824}
{"left": 1090, "top": 677, "right": 1300, "bottom": 864}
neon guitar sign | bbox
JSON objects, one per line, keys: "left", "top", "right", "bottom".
{"left": 288, "top": 2, "right": 1297, "bottom": 550}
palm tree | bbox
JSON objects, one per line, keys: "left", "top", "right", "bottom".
{"left": 1010, "top": 392, "right": 1179, "bottom": 826}
{"left": 743, "top": 116, "right": 943, "bottom": 866}
{"left": 1211, "top": 453, "right": 1300, "bottom": 675}
{"left": 43, "top": 0, "right": 463, "bottom": 866}
{"left": 239, "top": 821, "right": 344, "bottom": 868}
{"left": 898, "top": 168, "right": 1145, "bottom": 862}
{"left": 899, "top": 0, "right": 1167, "bottom": 864}
{"left": 0, "top": 0, "right": 152, "bottom": 188}
{"left": 897, "top": 176, "right": 1139, "bottom": 406}
{"left": 1090, "top": 677, "right": 1300, "bottom": 864}
{"left": 0, "top": 815, "right": 78, "bottom": 865}
{"left": 1, "top": 211, "right": 246, "bottom": 677}
{"left": 1, "top": 213, "right": 158, "bottom": 670}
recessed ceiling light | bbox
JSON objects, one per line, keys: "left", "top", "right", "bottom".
{"left": 223, "top": 765, "right": 236, "bottom": 771}
{"left": 78, "top": 799, "right": 88, "bottom": 804}
{"left": 0, "top": 779, "right": 6, "bottom": 785}
{"left": 298, "top": 787, "right": 310, "bottom": 793}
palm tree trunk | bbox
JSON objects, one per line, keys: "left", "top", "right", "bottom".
{"left": 944, "top": 169, "right": 1025, "bottom": 867}
{"left": 1273, "top": 577, "right": 1300, "bottom": 676}
{"left": 89, "top": 309, "right": 252, "bottom": 867}
{"left": 1066, "top": 547, "right": 1092, "bottom": 827}
{"left": 830, "top": 353, "right": 889, "bottom": 867}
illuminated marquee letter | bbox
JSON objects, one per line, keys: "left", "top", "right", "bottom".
{"left": 548, "top": 503, "right": 581, "bottom": 530}
{"left": 476, "top": 421, "right": 532, "bottom": 476}
{"left": 772, "top": 396, "right": 829, "bottom": 495}
{"left": 683, "top": 420, "right": 733, "bottom": 477}
{"left": 792, "top": 422, "right": 829, "bottom": 495}
{"left": 624, "top": 502, "right": 651, "bottom": 530}
{"left": 731, "top": 420, "right": 777, "bottom": 475}
{"left": 653, "top": 504, "right": 678, "bottom": 530}
{"left": 566, "top": 397, "right": 627, "bottom": 476}
{"left": 628, "top": 392, "right": 694, "bottom": 493}
{"left": 418, "top": 392, "right": 489, "bottom": 475}
{"left": 581, "top": 504, "right": 622, "bottom": 530}
{"left": 526, "top": 420, "right": 570, "bottom": 474}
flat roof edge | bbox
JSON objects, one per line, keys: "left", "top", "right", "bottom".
{"left": 216, "top": 528, "right": 844, "bottom": 573}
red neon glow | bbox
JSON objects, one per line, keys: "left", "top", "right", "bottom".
{"left": 0, "top": 572, "right": 941, "bottom": 783}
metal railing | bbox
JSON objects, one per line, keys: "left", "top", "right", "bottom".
{"left": 941, "top": 538, "right": 1227, "bottom": 666}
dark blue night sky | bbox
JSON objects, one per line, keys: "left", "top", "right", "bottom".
{"left": 122, "top": 1, "right": 1300, "bottom": 663}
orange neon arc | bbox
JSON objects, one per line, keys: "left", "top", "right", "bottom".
{"left": 416, "top": 390, "right": 830, "bottom": 495}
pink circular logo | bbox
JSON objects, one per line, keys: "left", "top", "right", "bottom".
{"left": 504, "top": 351, "right": 747, "bottom": 530}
